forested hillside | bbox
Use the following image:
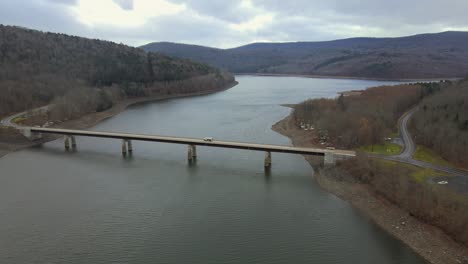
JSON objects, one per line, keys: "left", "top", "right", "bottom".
{"left": 142, "top": 31, "right": 468, "bottom": 79}
{"left": 292, "top": 83, "right": 441, "bottom": 149}
{"left": 411, "top": 80, "right": 468, "bottom": 168}
{"left": 0, "top": 25, "right": 234, "bottom": 119}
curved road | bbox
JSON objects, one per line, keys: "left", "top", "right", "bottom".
{"left": 381, "top": 108, "right": 468, "bottom": 178}
{"left": 1, "top": 105, "right": 51, "bottom": 129}
{"left": 397, "top": 107, "right": 418, "bottom": 159}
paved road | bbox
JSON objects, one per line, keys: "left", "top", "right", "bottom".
{"left": 397, "top": 107, "right": 418, "bottom": 159}
{"left": 1, "top": 105, "right": 51, "bottom": 129}
{"left": 379, "top": 107, "right": 468, "bottom": 178}
{"left": 383, "top": 156, "right": 468, "bottom": 178}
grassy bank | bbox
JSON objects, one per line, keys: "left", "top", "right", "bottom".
{"left": 414, "top": 145, "right": 453, "bottom": 167}
{"left": 376, "top": 159, "right": 447, "bottom": 182}
{"left": 358, "top": 142, "right": 402, "bottom": 155}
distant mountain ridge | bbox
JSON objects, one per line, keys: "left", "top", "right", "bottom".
{"left": 141, "top": 31, "right": 468, "bottom": 79}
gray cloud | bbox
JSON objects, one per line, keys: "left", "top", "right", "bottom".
{"left": 0, "top": 0, "right": 83, "bottom": 34}
{"left": 44, "top": 0, "right": 78, "bottom": 5}
{"left": 167, "top": 0, "right": 257, "bottom": 23}
{"left": 255, "top": 0, "right": 468, "bottom": 29}
{"left": 1, "top": 0, "right": 468, "bottom": 48}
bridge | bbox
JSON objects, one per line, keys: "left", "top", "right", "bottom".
{"left": 23, "top": 127, "right": 355, "bottom": 168}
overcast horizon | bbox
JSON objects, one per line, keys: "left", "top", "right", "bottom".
{"left": 1, "top": 0, "right": 468, "bottom": 49}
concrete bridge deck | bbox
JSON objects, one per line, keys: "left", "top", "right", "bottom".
{"left": 25, "top": 127, "right": 355, "bottom": 167}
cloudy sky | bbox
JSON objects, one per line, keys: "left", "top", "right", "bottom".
{"left": 1, "top": 0, "right": 468, "bottom": 48}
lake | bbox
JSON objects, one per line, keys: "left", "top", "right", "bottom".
{"left": 0, "top": 76, "right": 424, "bottom": 264}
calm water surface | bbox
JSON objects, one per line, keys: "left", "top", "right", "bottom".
{"left": 0, "top": 76, "right": 425, "bottom": 263}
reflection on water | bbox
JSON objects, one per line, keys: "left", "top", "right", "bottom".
{"left": 0, "top": 76, "right": 424, "bottom": 264}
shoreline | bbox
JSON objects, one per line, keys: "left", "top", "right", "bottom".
{"left": 236, "top": 72, "right": 461, "bottom": 82}
{"left": 271, "top": 110, "right": 468, "bottom": 264}
{"left": 52, "top": 80, "right": 238, "bottom": 131}
{"left": 0, "top": 81, "right": 238, "bottom": 159}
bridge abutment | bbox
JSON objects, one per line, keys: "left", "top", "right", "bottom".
{"left": 20, "top": 128, "right": 43, "bottom": 141}
{"left": 324, "top": 152, "right": 336, "bottom": 166}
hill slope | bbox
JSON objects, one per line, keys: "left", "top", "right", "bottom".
{"left": 141, "top": 32, "right": 468, "bottom": 79}
{"left": 0, "top": 25, "right": 234, "bottom": 118}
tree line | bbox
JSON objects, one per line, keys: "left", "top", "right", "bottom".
{"left": 48, "top": 73, "right": 233, "bottom": 121}
{"left": 410, "top": 79, "right": 468, "bottom": 168}
{"left": 293, "top": 83, "right": 438, "bottom": 149}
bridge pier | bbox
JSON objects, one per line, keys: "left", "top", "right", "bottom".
{"left": 70, "top": 136, "right": 76, "bottom": 149}
{"left": 127, "top": 140, "right": 133, "bottom": 153}
{"left": 264, "top": 151, "right": 272, "bottom": 169}
{"left": 121, "top": 139, "right": 133, "bottom": 156}
{"left": 122, "top": 139, "right": 127, "bottom": 156}
{"left": 191, "top": 144, "right": 197, "bottom": 158}
{"left": 64, "top": 136, "right": 70, "bottom": 150}
{"left": 64, "top": 135, "right": 77, "bottom": 150}
{"left": 188, "top": 145, "right": 196, "bottom": 163}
